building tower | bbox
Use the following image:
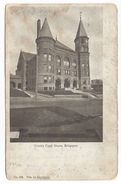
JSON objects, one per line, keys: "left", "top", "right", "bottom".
{"left": 74, "top": 13, "right": 90, "bottom": 90}
{"left": 35, "top": 18, "right": 55, "bottom": 91}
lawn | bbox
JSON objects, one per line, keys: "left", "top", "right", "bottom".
{"left": 10, "top": 88, "right": 30, "bottom": 97}
{"left": 10, "top": 99, "right": 103, "bottom": 142}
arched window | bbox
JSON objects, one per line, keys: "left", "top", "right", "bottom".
{"left": 56, "top": 56, "right": 61, "bottom": 67}
{"left": 64, "top": 57, "right": 70, "bottom": 68}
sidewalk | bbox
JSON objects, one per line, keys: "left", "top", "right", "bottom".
{"left": 10, "top": 95, "right": 93, "bottom": 109}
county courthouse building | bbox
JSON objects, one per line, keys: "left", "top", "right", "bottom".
{"left": 10, "top": 15, "right": 90, "bottom": 92}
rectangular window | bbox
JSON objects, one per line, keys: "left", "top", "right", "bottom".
{"left": 48, "top": 65, "right": 51, "bottom": 70}
{"left": 48, "top": 65, "right": 53, "bottom": 73}
{"left": 68, "top": 70, "right": 70, "bottom": 75}
{"left": 72, "top": 71, "right": 77, "bottom": 76}
{"left": 44, "top": 87, "right": 48, "bottom": 91}
{"left": 65, "top": 70, "right": 67, "bottom": 75}
{"left": 43, "top": 53, "right": 47, "bottom": 60}
{"left": 48, "top": 54, "right": 52, "bottom": 61}
{"left": 64, "top": 60, "right": 70, "bottom": 67}
{"left": 44, "top": 76, "right": 47, "bottom": 83}
{"left": 57, "top": 58, "right": 61, "bottom": 66}
{"left": 65, "top": 70, "right": 70, "bottom": 75}
{"left": 72, "top": 61, "right": 77, "bottom": 68}
{"left": 57, "top": 69, "right": 61, "bottom": 75}
{"left": 48, "top": 76, "right": 52, "bottom": 83}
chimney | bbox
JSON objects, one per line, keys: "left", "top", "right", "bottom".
{"left": 37, "top": 19, "right": 41, "bottom": 38}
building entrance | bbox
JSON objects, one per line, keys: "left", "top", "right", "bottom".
{"left": 55, "top": 78, "right": 61, "bottom": 90}
{"left": 64, "top": 78, "right": 70, "bottom": 88}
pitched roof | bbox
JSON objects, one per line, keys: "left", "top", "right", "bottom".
{"left": 75, "top": 18, "right": 87, "bottom": 39}
{"left": 39, "top": 18, "right": 53, "bottom": 38}
{"left": 21, "top": 51, "right": 36, "bottom": 61}
{"left": 55, "top": 40, "right": 75, "bottom": 52}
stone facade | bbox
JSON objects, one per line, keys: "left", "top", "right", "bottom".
{"left": 10, "top": 74, "right": 22, "bottom": 89}
{"left": 11, "top": 15, "right": 90, "bottom": 91}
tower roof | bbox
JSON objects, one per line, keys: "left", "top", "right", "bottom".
{"left": 75, "top": 17, "right": 88, "bottom": 39}
{"left": 39, "top": 18, "right": 53, "bottom": 38}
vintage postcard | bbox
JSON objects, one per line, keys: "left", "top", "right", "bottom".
{"left": 6, "top": 4, "right": 118, "bottom": 180}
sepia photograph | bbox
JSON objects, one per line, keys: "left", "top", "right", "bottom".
{"left": 5, "top": 3, "right": 118, "bottom": 180}
{"left": 8, "top": 5, "right": 103, "bottom": 142}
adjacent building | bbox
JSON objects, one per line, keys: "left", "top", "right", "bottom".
{"left": 91, "top": 79, "right": 103, "bottom": 93}
{"left": 10, "top": 15, "right": 90, "bottom": 92}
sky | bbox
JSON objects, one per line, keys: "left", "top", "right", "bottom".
{"left": 6, "top": 4, "right": 103, "bottom": 80}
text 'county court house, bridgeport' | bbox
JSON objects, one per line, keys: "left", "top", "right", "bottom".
{"left": 11, "top": 14, "right": 90, "bottom": 92}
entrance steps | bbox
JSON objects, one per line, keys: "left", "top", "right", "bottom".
{"left": 65, "top": 88, "right": 98, "bottom": 99}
